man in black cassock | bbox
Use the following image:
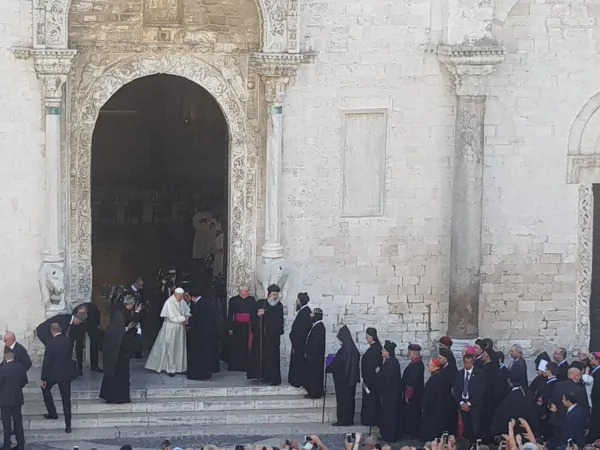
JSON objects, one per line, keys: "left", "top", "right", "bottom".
{"left": 186, "top": 286, "right": 219, "bottom": 380}
{"left": 100, "top": 295, "right": 141, "bottom": 404}
{"left": 326, "top": 325, "right": 360, "bottom": 427}
{"left": 402, "top": 343, "right": 425, "bottom": 438}
{"left": 304, "top": 308, "right": 325, "bottom": 399}
{"left": 421, "top": 357, "right": 447, "bottom": 441}
{"left": 491, "top": 377, "right": 540, "bottom": 437}
{"left": 247, "top": 284, "right": 284, "bottom": 385}
{"left": 453, "top": 352, "right": 487, "bottom": 443}
{"left": 227, "top": 285, "right": 256, "bottom": 372}
{"left": 72, "top": 301, "right": 103, "bottom": 374}
{"left": 288, "top": 292, "right": 312, "bottom": 388}
{"left": 439, "top": 347, "right": 458, "bottom": 435}
{"left": 360, "top": 327, "right": 382, "bottom": 426}
{"left": 374, "top": 340, "right": 401, "bottom": 442}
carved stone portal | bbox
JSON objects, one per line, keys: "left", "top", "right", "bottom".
{"left": 68, "top": 53, "right": 258, "bottom": 302}
{"left": 39, "top": 262, "right": 67, "bottom": 316}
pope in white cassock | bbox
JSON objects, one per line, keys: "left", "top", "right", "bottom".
{"left": 145, "top": 287, "right": 191, "bottom": 376}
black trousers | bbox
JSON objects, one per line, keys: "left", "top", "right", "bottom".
{"left": 74, "top": 324, "right": 101, "bottom": 371}
{"left": 1, "top": 405, "right": 24, "bottom": 449}
{"left": 460, "top": 407, "right": 482, "bottom": 443}
{"left": 42, "top": 381, "right": 71, "bottom": 427}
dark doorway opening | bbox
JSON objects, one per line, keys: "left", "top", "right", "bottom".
{"left": 590, "top": 185, "right": 600, "bottom": 350}
{"left": 90, "top": 74, "right": 229, "bottom": 345}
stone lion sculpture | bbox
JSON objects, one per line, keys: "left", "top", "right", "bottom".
{"left": 256, "top": 257, "right": 289, "bottom": 302}
{"left": 38, "top": 262, "right": 67, "bottom": 313}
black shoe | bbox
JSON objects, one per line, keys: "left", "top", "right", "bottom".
{"left": 168, "top": 373, "right": 175, "bottom": 377}
{"left": 332, "top": 422, "right": 352, "bottom": 426}
{"left": 44, "top": 414, "right": 58, "bottom": 420}
{"left": 91, "top": 367, "right": 103, "bottom": 373}
{"left": 65, "top": 426, "right": 72, "bottom": 433}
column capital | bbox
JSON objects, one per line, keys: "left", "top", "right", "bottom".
{"left": 437, "top": 44, "right": 505, "bottom": 96}
{"left": 12, "top": 47, "right": 77, "bottom": 102}
{"left": 250, "top": 51, "right": 313, "bottom": 104}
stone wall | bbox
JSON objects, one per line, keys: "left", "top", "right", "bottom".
{"left": 479, "top": 0, "right": 600, "bottom": 354}
{"left": 68, "top": 0, "right": 261, "bottom": 49}
{"left": 0, "top": 0, "right": 48, "bottom": 361}
{"left": 283, "top": 0, "right": 456, "bottom": 357}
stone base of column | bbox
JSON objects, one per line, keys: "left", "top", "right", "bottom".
{"left": 38, "top": 260, "right": 69, "bottom": 317}
{"left": 261, "top": 242, "right": 284, "bottom": 259}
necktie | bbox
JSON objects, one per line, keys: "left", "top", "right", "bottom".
{"left": 462, "top": 371, "right": 470, "bottom": 398}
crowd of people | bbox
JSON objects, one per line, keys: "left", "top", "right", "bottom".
{"left": 0, "top": 278, "right": 598, "bottom": 450}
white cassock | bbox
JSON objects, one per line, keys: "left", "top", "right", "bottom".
{"left": 192, "top": 212, "right": 212, "bottom": 260}
{"left": 212, "top": 230, "right": 224, "bottom": 277}
{"left": 145, "top": 295, "right": 191, "bottom": 374}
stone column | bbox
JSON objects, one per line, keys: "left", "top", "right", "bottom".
{"left": 15, "top": 48, "right": 77, "bottom": 316}
{"left": 438, "top": 45, "right": 504, "bottom": 338}
{"left": 250, "top": 53, "right": 304, "bottom": 298}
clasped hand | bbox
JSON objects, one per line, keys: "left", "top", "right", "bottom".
{"left": 257, "top": 308, "right": 265, "bottom": 317}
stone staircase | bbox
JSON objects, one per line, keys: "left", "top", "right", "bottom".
{"left": 23, "top": 383, "right": 361, "bottom": 442}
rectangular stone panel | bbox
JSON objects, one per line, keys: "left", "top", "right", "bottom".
{"left": 341, "top": 110, "right": 387, "bottom": 217}
{"left": 143, "top": 0, "right": 183, "bottom": 25}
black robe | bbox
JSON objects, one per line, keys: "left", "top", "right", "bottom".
{"left": 492, "top": 387, "right": 541, "bottom": 436}
{"left": 481, "top": 361, "right": 505, "bottom": 442}
{"left": 442, "top": 362, "right": 459, "bottom": 434}
{"left": 226, "top": 295, "right": 256, "bottom": 372}
{"left": 374, "top": 355, "right": 401, "bottom": 442}
{"left": 360, "top": 341, "right": 383, "bottom": 426}
{"left": 99, "top": 305, "right": 138, "bottom": 404}
{"left": 206, "top": 292, "right": 222, "bottom": 373}
{"left": 402, "top": 357, "right": 425, "bottom": 438}
{"left": 421, "top": 369, "right": 448, "bottom": 441}
{"left": 326, "top": 325, "right": 360, "bottom": 426}
{"left": 247, "top": 299, "right": 284, "bottom": 385}
{"left": 288, "top": 305, "right": 312, "bottom": 388}
{"left": 304, "top": 321, "right": 325, "bottom": 398}
{"left": 588, "top": 367, "right": 600, "bottom": 442}
{"left": 187, "top": 297, "right": 218, "bottom": 380}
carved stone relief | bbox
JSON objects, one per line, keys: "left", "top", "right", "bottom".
{"left": 67, "top": 53, "right": 258, "bottom": 301}
{"left": 39, "top": 0, "right": 288, "bottom": 52}
{"left": 576, "top": 184, "right": 593, "bottom": 349}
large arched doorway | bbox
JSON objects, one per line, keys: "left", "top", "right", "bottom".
{"left": 90, "top": 74, "right": 228, "bottom": 332}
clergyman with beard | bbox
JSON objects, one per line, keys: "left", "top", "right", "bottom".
{"left": 247, "top": 284, "right": 284, "bottom": 386}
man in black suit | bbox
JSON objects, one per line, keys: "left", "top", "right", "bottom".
{"left": 36, "top": 311, "right": 86, "bottom": 347}
{"left": 453, "top": 352, "right": 487, "bottom": 442}
{"left": 41, "top": 322, "right": 79, "bottom": 434}
{"left": 548, "top": 367, "right": 589, "bottom": 447}
{"left": 509, "top": 343, "right": 528, "bottom": 387}
{"left": 72, "top": 302, "right": 102, "bottom": 374}
{"left": 559, "top": 391, "right": 586, "bottom": 449}
{"left": 0, "top": 349, "right": 27, "bottom": 450}
{"left": 2, "top": 333, "right": 31, "bottom": 374}
{"left": 553, "top": 347, "right": 569, "bottom": 382}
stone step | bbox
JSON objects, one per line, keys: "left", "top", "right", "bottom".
{"left": 24, "top": 384, "right": 309, "bottom": 401}
{"left": 22, "top": 394, "right": 338, "bottom": 415}
{"left": 26, "top": 422, "right": 374, "bottom": 442}
{"left": 26, "top": 407, "right": 339, "bottom": 431}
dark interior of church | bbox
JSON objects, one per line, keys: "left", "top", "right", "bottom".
{"left": 90, "top": 74, "right": 228, "bottom": 324}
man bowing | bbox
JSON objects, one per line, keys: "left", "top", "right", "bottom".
{"left": 288, "top": 292, "right": 312, "bottom": 388}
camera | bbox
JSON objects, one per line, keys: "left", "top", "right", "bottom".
{"left": 346, "top": 434, "right": 356, "bottom": 443}
{"left": 163, "top": 439, "right": 172, "bottom": 449}
{"left": 442, "top": 432, "right": 449, "bottom": 445}
{"left": 285, "top": 441, "right": 292, "bottom": 447}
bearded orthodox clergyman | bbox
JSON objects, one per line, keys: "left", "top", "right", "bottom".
{"left": 247, "top": 284, "right": 284, "bottom": 386}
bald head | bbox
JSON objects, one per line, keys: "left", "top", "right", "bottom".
{"left": 568, "top": 367, "right": 582, "bottom": 383}
{"left": 50, "top": 323, "right": 62, "bottom": 336}
{"left": 3, "top": 332, "right": 15, "bottom": 347}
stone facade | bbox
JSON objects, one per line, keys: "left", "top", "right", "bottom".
{"left": 1, "top": 0, "right": 599, "bottom": 362}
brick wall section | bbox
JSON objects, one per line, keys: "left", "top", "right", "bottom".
{"left": 480, "top": 0, "right": 599, "bottom": 354}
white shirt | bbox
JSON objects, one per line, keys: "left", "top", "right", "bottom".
{"left": 567, "top": 404, "right": 577, "bottom": 413}
{"left": 559, "top": 359, "right": 568, "bottom": 366}
{"left": 9, "top": 343, "right": 15, "bottom": 350}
